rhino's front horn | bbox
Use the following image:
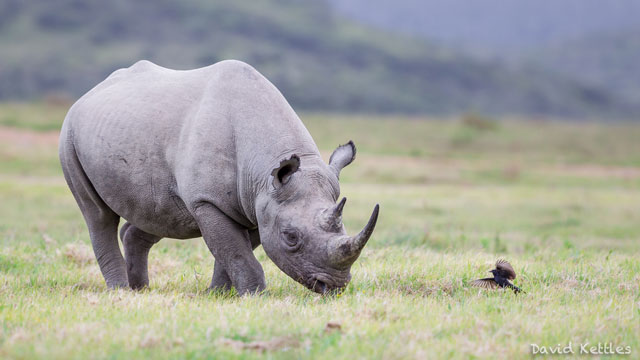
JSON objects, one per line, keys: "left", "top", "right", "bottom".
{"left": 329, "top": 204, "right": 379, "bottom": 267}
{"left": 351, "top": 204, "right": 379, "bottom": 252}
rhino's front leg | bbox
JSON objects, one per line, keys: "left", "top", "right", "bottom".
{"left": 194, "top": 203, "right": 266, "bottom": 295}
{"left": 210, "top": 261, "right": 232, "bottom": 291}
{"left": 210, "top": 229, "right": 261, "bottom": 291}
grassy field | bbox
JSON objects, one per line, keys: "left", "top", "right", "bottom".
{"left": 1, "top": 103, "right": 639, "bottom": 359}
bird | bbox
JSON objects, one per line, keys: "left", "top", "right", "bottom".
{"left": 471, "top": 259, "right": 523, "bottom": 294}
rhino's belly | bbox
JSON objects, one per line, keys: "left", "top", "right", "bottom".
{"left": 79, "top": 143, "right": 201, "bottom": 239}
{"left": 98, "top": 179, "right": 201, "bottom": 239}
{"left": 126, "top": 199, "right": 201, "bottom": 239}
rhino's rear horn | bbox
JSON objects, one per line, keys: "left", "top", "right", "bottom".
{"left": 323, "top": 197, "right": 347, "bottom": 232}
{"left": 333, "top": 197, "right": 346, "bottom": 219}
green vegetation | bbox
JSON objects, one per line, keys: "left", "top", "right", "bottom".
{"left": 1, "top": 104, "right": 639, "bottom": 358}
{"left": 0, "top": 0, "right": 633, "bottom": 117}
{"left": 0, "top": 102, "right": 68, "bottom": 131}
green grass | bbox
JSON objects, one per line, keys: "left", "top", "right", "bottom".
{"left": 1, "top": 104, "right": 639, "bottom": 359}
{"left": 0, "top": 103, "right": 69, "bottom": 132}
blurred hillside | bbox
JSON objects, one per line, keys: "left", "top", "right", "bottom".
{"left": 328, "top": 0, "right": 640, "bottom": 52}
{"left": 533, "top": 28, "right": 640, "bottom": 105}
{"left": 0, "top": 0, "right": 636, "bottom": 117}
{"left": 329, "top": 0, "right": 640, "bottom": 113}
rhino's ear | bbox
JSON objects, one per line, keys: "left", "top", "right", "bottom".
{"left": 329, "top": 141, "right": 356, "bottom": 178}
{"left": 271, "top": 154, "right": 300, "bottom": 188}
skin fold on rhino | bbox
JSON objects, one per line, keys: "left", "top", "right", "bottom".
{"left": 58, "top": 59, "right": 379, "bottom": 295}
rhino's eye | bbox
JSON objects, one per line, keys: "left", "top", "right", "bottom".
{"left": 282, "top": 229, "right": 302, "bottom": 251}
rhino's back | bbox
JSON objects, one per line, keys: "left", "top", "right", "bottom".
{"left": 62, "top": 59, "right": 313, "bottom": 237}
{"left": 61, "top": 61, "right": 227, "bottom": 238}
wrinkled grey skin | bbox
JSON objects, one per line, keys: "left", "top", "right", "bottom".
{"left": 59, "top": 59, "right": 379, "bottom": 295}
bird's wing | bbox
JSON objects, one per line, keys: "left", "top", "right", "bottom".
{"left": 470, "top": 278, "right": 498, "bottom": 289}
{"left": 496, "top": 259, "right": 516, "bottom": 280}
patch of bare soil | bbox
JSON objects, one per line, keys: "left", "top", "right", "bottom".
{"left": 216, "top": 336, "right": 300, "bottom": 352}
{"left": 546, "top": 164, "right": 640, "bottom": 179}
{"left": 324, "top": 321, "right": 342, "bottom": 333}
{"left": 0, "top": 126, "right": 60, "bottom": 147}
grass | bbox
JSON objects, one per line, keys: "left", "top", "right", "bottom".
{"left": 1, "top": 103, "right": 639, "bottom": 359}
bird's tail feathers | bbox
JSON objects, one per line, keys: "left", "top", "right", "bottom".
{"left": 507, "top": 282, "right": 524, "bottom": 294}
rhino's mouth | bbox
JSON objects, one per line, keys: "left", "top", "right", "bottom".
{"left": 310, "top": 279, "right": 329, "bottom": 294}
{"left": 306, "top": 273, "right": 348, "bottom": 295}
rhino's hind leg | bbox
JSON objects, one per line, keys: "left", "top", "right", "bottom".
{"left": 59, "top": 138, "right": 128, "bottom": 288}
{"left": 120, "top": 222, "right": 161, "bottom": 290}
{"left": 88, "top": 215, "right": 127, "bottom": 288}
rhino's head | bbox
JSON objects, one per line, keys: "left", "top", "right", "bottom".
{"left": 256, "top": 141, "right": 379, "bottom": 294}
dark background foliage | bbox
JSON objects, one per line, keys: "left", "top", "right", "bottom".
{"left": 1, "top": 0, "right": 638, "bottom": 117}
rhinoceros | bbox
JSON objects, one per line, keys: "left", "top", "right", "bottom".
{"left": 59, "top": 59, "right": 379, "bottom": 295}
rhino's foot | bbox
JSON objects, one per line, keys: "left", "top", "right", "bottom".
{"left": 236, "top": 282, "right": 267, "bottom": 296}
{"left": 120, "top": 222, "right": 161, "bottom": 290}
{"left": 208, "top": 259, "right": 266, "bottom": 296}
{"left": 229, "top": 260, "right": 267, "bottom": 296}
{"left": 106, "top": 279, "right": 130, "bottom": 289}
{"left": 209, "top": 260, "right": 232, "bottom": 292}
